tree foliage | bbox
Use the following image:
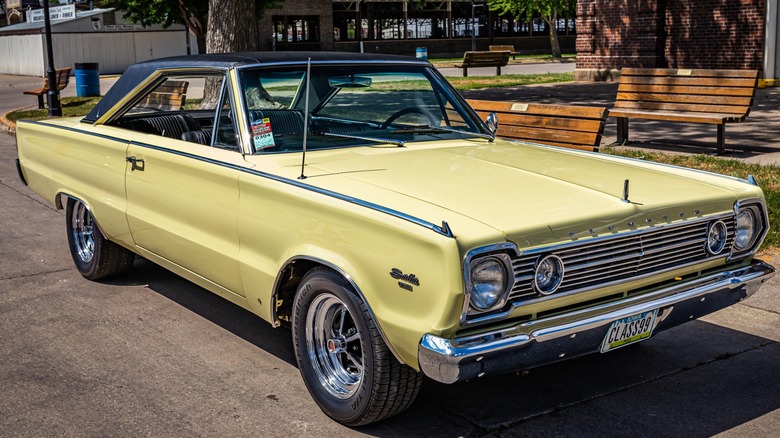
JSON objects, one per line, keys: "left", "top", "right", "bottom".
{"left": 487, "top": 0, "right": 576, "bottom": 58}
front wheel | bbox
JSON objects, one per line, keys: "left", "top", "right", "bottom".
{"left": 292, "top": 268, "right": 422, "bottom": 426}
{"left": 66, "top": 198, "right": 135, "bottom": 280}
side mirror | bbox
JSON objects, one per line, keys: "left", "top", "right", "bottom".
{"left": 485, "top": 112, "right": 498, "bottom": 137}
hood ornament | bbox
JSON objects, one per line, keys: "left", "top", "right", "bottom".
{"left": 622, "top": 179, "right": 630, "bottom": 203}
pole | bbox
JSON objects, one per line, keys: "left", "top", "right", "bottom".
{"left": 42, "top": 1, "right": 62, "bottom": 117}
{"left": 471, "top": 2, "right": 476, "bottom": 52}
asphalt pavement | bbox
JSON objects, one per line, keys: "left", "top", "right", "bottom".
{"left": 1, "top": 63, "right": 779, "bottom": 436}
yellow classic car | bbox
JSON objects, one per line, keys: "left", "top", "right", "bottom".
{"left": 14, "top": 52, "right": 775, "bottom": 426}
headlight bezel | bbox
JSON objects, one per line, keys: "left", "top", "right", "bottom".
{"left": 705, "top": 220, "right": 728, "bottom": 255}
{"left": 730, "top": 200, "right": 769, "bottom": 259}
{"left": 533, "top": 254, "right": 565, "bottom": 295}
{"left": 463, "top": 247, "right": 514, "bottom": 314}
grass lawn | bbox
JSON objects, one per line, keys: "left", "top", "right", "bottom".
{"left": 7, "top": 96, "right": 101, "bottom": 123}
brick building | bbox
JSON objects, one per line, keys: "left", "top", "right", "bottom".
{"left": 575, "top": 0, "right": 780, "bottom": 81}
{"left": 258, "top": 0, "right": 576, "bottom": 57}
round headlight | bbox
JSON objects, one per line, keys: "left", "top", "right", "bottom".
{"left": 470, "top": 257, "right": 508, "bottom": 310}
{"left": 534, "top": 255, "right": 564, "bottom": 295}
{"left": 706, "top": 220, "right": 728, "bottom": 255}
{"left": 734, "top": 208, "right": 757, "bottom": 250}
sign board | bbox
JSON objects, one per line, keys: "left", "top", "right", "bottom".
{"left": 6, "top": 0, "right": 23, "bottom": 9}
{"left": 27, "top": 4, "right": 77, "bottom": 23}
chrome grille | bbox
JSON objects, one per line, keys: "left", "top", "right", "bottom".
{"left": 508, "top": 215, "right": 736, "bottom": 303}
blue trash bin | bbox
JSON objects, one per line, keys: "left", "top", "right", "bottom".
{"left": 416, "top": 47, "right": 428, "bottom": 61}
{"left": 75, "top": 63, "right": 100, "bottom": 97}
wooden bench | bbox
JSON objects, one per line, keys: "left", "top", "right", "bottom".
{"left": 139, "top": 80, "right": 189, "bottom": 111}
{"left": 609, "top": 68, "right": 759, "bottom": 154}
{"left": 456, "top": 51, "right": 511, "bottom": 77}
{"left": 467, "top": 99, "right": 608, "bottom": 152}
{"left": 23, "top": 67, "right": 72, "bottom": 109}
{"left": 489, "top": 45, "right": 520, "bottom": 60}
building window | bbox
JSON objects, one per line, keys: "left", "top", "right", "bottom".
{"left": 273, "top": 16, "right": 320, "bottom": 43}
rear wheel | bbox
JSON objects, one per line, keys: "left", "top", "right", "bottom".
{"left": 66, "top": 198, "right": 134, "bottom": 280}
{"left": 292, "top": 268, "right": 422, "bottom": 426}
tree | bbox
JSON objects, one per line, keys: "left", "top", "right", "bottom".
{"left": 108, "top": 0, "right": 276, "bottom": 54}
{"left": 487, "top": 0, "right": 576, "bottom": 59}
{"left": 206, "top": 0, "right": 259, "bottom": 53}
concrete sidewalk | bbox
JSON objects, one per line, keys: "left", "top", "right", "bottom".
{"left": 2, "top": 66, "right": 779, "bottom": 165}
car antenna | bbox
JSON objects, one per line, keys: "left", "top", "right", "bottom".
{"left": 299, "top": 58, "right": 312, "bottom": 180}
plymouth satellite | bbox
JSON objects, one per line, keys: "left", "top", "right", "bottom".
{"left": 14, "top": 52, "right": 775, "bottom": 426}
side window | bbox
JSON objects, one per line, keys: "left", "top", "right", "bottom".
{"left": 213, "top": 85, "right": 240, "bottom": 150}
{"left": 111, "top": 73, "right": 227, "bottom": 148}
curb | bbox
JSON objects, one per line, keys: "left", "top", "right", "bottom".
{"left": 0, "top": 112, "right": 15, "bottom": 135}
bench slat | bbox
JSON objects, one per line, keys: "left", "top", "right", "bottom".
{"left": 616, "top": 92, "right": 753, "bottom": 107}
{"left": 467, "top": 99, "right": 606, "bottom": 119}
{"left": 472, "top": 110, "right": 604, "bottom": 133}
{"left": 619, "top": 76, "right": 757, "bottom": 88}
{"left": 618, "top": 83, "right": 755, "bottom": 97}
{"left": 621, "top": 68, "right": 760, "bottom": 79}
{"left": 613, "top": 100, "right": 750, "bottom": 116}
{"left": 497, "top": 125, "right": 599, "bottom": 146}
{"left": 609, "top": 108, "right": 742, "bottom": 124}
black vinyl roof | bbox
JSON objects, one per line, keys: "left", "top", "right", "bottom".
{"left": 83, "top": 52, "right": 428, "bottom": 123}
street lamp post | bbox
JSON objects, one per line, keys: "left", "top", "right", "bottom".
{"left": 471, "top": 2, "right": 483, "bottom": 52}
{"left": 42, "top": 0, "right": 62, "bottom": 117}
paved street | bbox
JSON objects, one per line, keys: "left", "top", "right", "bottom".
{"left": 1, "top": 67, "right": 779, "bottom": 436}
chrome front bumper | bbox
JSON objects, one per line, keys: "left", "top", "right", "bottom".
{"left": 419, "top": 260, "right": 775, "bottom": 384}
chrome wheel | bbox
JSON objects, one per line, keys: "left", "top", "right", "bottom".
{"left": 71, "top": 201, "right": 95, "bottom": 263}
{"left": 305, "top": 293, "right": 364, "bottom": 399}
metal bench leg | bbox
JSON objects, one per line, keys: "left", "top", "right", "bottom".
{"left": 497, "top": 66, "right": 502, "bottom": 76}
{"left": 616, "top": 118, "right": 629, "bottom": 145}
{"left": 716, "top": 124, "right": 725, "bottom": 154}
{"left": 37, "top": 95, "right": 44, "bottom": 109}
{"left": 463, "top": 68, "right": 468, "bottom": 77}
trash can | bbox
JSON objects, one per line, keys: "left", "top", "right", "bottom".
{"left": 74, "top": 62, "right": 100, "bottom": 97}
{"left": 416, "top": 47, "right": 428, "bottom": 61}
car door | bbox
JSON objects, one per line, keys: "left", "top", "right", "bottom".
{"left": 123, "top": 74, "right": 247, "bottom": 296}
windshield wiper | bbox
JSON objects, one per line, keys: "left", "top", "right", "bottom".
{"left": 390, "top": 125, "right": 495, "bottom": 141}
{"left": 313, "top": 131, "right": 406, "bottom": 147}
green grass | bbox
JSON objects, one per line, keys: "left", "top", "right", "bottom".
{"left": 7, "top": 96, "right": 101, "bottom": 122}
{"left": 449, "top": 72, "right": 573, "bottom": 90}
{"left": 604, "top": 147, "right": 780, "bottom": 249}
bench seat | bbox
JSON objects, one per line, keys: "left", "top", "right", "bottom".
{"left": 609, "top": 68, "right": 759, "bottom": 153}
{"left": 468, "top": 99, "right": 607, "bottom": 152}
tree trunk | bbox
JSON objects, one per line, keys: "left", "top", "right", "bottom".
{"left": 546, "top": 12, "right": 562, "bottom": 59}
{"left": 206, "top": 0, "right": 260, "bottom": 53}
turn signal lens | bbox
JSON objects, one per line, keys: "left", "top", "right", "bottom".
{"left": 534, "top": 255, "right": 564, "bottom": 295}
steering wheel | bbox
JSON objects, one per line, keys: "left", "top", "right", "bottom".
{"left": 380, "top": 107, "right": 438, "bottom": 129}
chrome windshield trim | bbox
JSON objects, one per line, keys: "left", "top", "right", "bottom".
{"left": 21, "top": 122, "right": 454, "bottom": 238}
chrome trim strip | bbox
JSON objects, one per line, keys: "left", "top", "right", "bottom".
{"left": 270, "top": 256, "right": 406, "bottom": 365}
{"left": 421, "top": 260, "right": 775, "bottom": 384}
{"left": 20, "top": 122, "right": 454, "bottom": 238}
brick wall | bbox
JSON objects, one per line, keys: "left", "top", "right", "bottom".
{"left": 576, "top": 0, "right": 766, "bottom": 80}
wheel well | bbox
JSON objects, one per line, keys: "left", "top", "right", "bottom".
{"left": 273, "top": 258, "right": 325, "bottom": 326}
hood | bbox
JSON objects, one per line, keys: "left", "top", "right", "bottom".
{"left": 254, "top": 140, "right": 758, "bottom": 249}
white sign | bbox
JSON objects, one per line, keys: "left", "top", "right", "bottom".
{"left": 27, "top": 5, "right": 77, "bottom": 23}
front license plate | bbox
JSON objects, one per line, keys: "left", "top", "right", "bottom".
{"left": 600, "top": 309, "right": 659, "bottom": 353}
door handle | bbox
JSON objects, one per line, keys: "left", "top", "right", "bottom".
{"left": 126, "top": 156, "right": 145, "bottom": 171}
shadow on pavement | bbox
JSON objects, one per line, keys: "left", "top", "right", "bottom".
{"left": 110, "top": 258, "right": 779, "bottom": 437}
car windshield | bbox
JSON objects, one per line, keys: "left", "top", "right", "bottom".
{"left": 238, "top": 64, "right": 486, "bottom": 154}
